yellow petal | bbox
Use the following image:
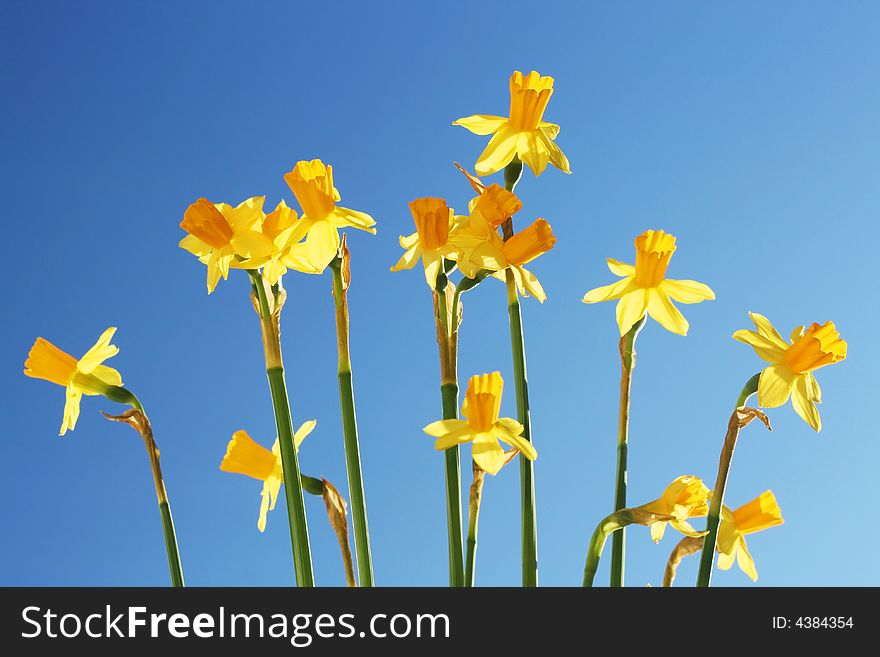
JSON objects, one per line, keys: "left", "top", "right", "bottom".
{"left": 650, "top": 521, "right": 668, "bottom": 543}
{"left": 61, "top": 384, "right": 82, "bottom": 436}
{"left": 390, "top": 245, "right": 421, "bottom": 272}
{"left": 331, "top": 206, "right": 376, "bottom": 234}
{"left": 582, "top": 277, "right": 634, "bottom": 304}
{"left": 293, "top": 419, "right": 317, "bottom": 449}
{"left": 422, "top": 251, "right": 443, "bottom": 288}
{"left": 538, "top": 128, "right": 571, "bottom": 174}
{"left": 808, "top": 373, "right": 822, "bottom": 403}
{"left": 472, "top": 433, "right": 507, "bottom": 475}
{"left": 423, "top": 418, "right": 468, "bottom": 437}
{"left": 452, "top": 114, "right": 508, "bottom": 135}
{"left": 474, "top": 126, "right": 519, "bottom": 176}
{"left": 647, "top": 288, "right": 689, "bottom": 335}
{"left": 607, "top": 258, "right": 635, "bottom": 277}
{"left": 748, "top": 312, "right": 789, "bottom": 349}
{"left": 616, "top": 288, "right": 650, "bottom": 336}
{"left": 757, "top": 364, "right": 796, "bottom": 408}
{"left": 791, "top": 374, "right": 822, "bottom": 432}
{"left": 400, "top": 232, "right": 419, "bottom": 249}
{"left": 495, "top": 418, "right": 537, "bottom": 461}
{"left": 660, "top": 278, "right": 715, "bottom": 304}
{"left": 716, "top": 546, "right": 736, "bottom": 571}
{"left": 513, "top": 266, "right": 546, "bottom": 302}
{"left": 258, "top": 476, "right": 282, "bottom": 533}
{"left": 179, "top": 234, "right": 211, "bottom": 257}
{"left": 539, "top": 121, "right": 560, "bottom": 139}
{"left": 77, "top": 327, "right": 119, "bottom": 374}
{"left": 732, "top": 329, "right": 786, "bottom": 364}
{"left": 517, "top": 131, "right": 550, "bottom": 176}
{"left": 736, "top": 537, "right": 758, "bottom": 581}
{"left": 305, "top": 221, "right": 341, "bottom": 269}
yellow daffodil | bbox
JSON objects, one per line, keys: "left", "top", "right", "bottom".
{"left": 220, "top": 421, "right": 316, "bottom": 532}
{"left": 24, "top": 328, "right": 123, "bottom": 436}
{"left": 391, "top": 197, "right": 457, "bottom": 287}
{"left": 636, "top": 475, "right": 710, "bottom": 542}
{"left": 423, "top": 372, "right": 536, "bottom": 475}
{"left": 454, "top": 70, "right": 570, "bottom": 177}
{"left": 716, "top": 490, "right": 783, "bottom": 581}
{"left": 583, "top": 229, "right": 715, "bottom": 336}
{"left": 733, "top": 313, "right": 847, "bottom": 431}
{"left": 179, "top": 197, "right": 274, "bottom": 293}
{"left": 283, "top": 159, "right": 376, "bottom": 271}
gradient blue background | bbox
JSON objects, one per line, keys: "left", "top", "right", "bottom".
{"left": 2, "top": 1, "right": 876, "bottom": 587}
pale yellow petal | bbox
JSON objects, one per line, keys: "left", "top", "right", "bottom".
{"left": 60, "top": 384, "right": 82, "bottom": 436}
{"left": 452, "top": 114, "right": 508, "bottom": 135}
{"left": 736, "top": 537, "right": 758, "bottom": 581}
{"left": 77, "top": 327, "right": 119, "bottom": 374}
{"left": 258, "top": 476, "right": 282, "bottom": 533}
{"left": 422, "top": 251, "right": 443, "bottom": 288}
{"left": 517, "top": 130, "right": 550, "bottom": 176}
{"left": 423, "top": 418, "right": 468, "bottom": 437}
{"left": 732, "top": 330, "right": 786, "bottom": 364}
{"left": 647, "top": 288, "right": 689, "bottom": 335}
{"left": 494, "top": 420, "right": 537, "bottom": 461}
{"left": 660, "top": 278, "right": 715, "bottom": 304}
{"left": 616, "top": 288, "right": 649, "bottom": 336}
{"left": 582, "top": 277, "right": 635, "bottom": 304}
{"left": 474, "top": 126, "right": 519, "bottom": 176}
{"left": 513, "top": 266, "right": 546, "bottom": 302}
{"left": 390, "top": 245, "right": 421, "bottom": 272}
{"left": 293, "top": 419, "right": 317, "bottom": 449}
{"left": 472, "top": 433, "right": 507, "bottom": 475}
{"left": 791, "top": 374, "right": 822, "bottom": 432}
{"left": 305, "top": 221, "right": 341, "bottom": 269}
{"left": 538, "top": 128, "right": 570, "bottom": 174}
{"left": 606, "top": 258, "right": 635, "bottom": 277}
{"left": 757, "top": 364, "right": 796, "bottom": 408}
{"left": 748, "top": 312, "right": 789, "bottom": 349}
{"left": 332, "top": 206, "right": 376, "bottom": 234}
{"left": 650, "top": 521, "right": 668, "bottom": 543}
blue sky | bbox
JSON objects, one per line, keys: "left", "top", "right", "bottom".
{"left": 2, "top": 1, "right": 877, "bottom": 587}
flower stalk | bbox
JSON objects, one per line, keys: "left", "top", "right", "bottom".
{"left": 434, "top": 269, "right": 465, "bottom": 587}
{"left": 610, "top": 315, "right": 646, "bottom": 587}
{"left": 101, "top": 402, "right": 184, "bottom": 587}
{"left": 465, "top": 462, "right": 486, "bottom": 587}
{"left": 248, "top": 270, "right": 314, "bottom": 587}
{"left": 329, "top": 238, "right": 374, "bottom": 587}
{"left": 500, "top": 157, "right": 538, "bottom": 587}
{"left": 663, "top": 535, "right": 705, "bottom": 587}
{"left": 695, "top": 374, "right": 766, "bottom": 587}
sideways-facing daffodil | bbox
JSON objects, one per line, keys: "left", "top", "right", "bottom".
{"left": 220, "top": 421, "right": 316, "bottom": 532}
{"left": 734, "top": 313, "right": 846, "bottom": 431}
{"left": 715, "top": 490, "right": 783, "bottom": 581}
{"left": 179, "top": 197, "right": 274, "bottom": 293}
{"left": 583, "top": 229, "right": 715, "bottom": 336}
{"left": 246, "top": 200, "right": 322, "bottom": 284}
{"left": 454, "top": 70, "right": 570, "bottom": 177}
{"left": 423, "top": 372, "right": 536, "bottom": 475}
{"left": 391, "top": 197, "right": 457, "bottom": 287}
{"left": 24, "top": 328, "right": 123, "bottom": 435}
{"left": 636, "top": 475, "right": 710, "bottom": 542}
{"left": 283, "top": 159, "right": 376, "bottom": 271}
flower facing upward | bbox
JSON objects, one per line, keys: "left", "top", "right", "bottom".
{"left": 391, "top": 197, "right": 456, "bottom": 287}
{"left": 179, "top": 197, "right": 274, "bottom": 293}
{"left": 423, "top": 372, "right": 537, "bottom": 475}
{"left": 283, "top": 159, "right": 376, "bottom": 271}
{"left": 24, "top": 328, "right": 123, "bottom": 435}
{"left": 733, "top": 313, "right": 847, "bottom": 431}
{"left": 220, "top": 421, "right": 316, "bottom": 532}
{"left": 716, "top": 490, "right": 783, "bottom": 581}
{"left": 635, "top": 475, "right": 710, "bottom": 542}
{"left": 454, "top": 71, "right": 570, "bottom": 177}
{"left": 583, "top": 229, "right": 715, "bottom": 336}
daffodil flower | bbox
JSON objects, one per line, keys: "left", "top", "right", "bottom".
{"left": 636, "top": 475, "right": 710, "bottom": 542}
{"left": 716, "top": 490, "right": 783, "bottom": 581}
{"left": 733, "top": 313, "right": 847, "bottom": 431}
{"left": 283, "top": 159, "right": 376, "bottom": 271}
{"left": 423, "top": 372, "right": 536, "bottom": 475}
{"left": 583, "top": 229, "right": 715, "bottom": 336}
{"left": 391, "top": 197, "right": 458, "bottom": 287}
{"left": 454, "top": 70, "right": 570, "bottom": 177}
{"left": 24, "top": 328, "right": 123, "bottom": 435}
{"left": 220, "top": 421, "right": 316, "bottom": 532}
{"left": 179, "top": 197, "right": 274, "bottom": 293}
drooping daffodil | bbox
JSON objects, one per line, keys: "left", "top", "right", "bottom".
{"left": 283, "top": 159, "right": 376, "bottom": 271}
{"left": 636, "top": 475, "right": 710, "bottom": 542}
{"left": 716, "top": 490, "right": 783, "bottom": 581}
{"left": 220, "top": 421, "right": 316, "bottom": 532}
{"left": 734, "top": 313, "right": 846, "bottom": 431}
{"left": 454, "top": 70, "right": 570, "bottom": 177}
{"left": 24, "top": 328, "right": 123, "bottom": 435}
{"left": 583, "top": 229, "right": 715, "bottom": 336}
{"left": 423, "top": 372, "right": 536, "bottom": 475}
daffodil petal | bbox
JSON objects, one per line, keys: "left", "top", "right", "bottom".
{"left": 453, "top": 114, "right": 508, "bottom": 135}
{"left": 422, "top": 252, "right": 443, "bottom": 288}
{"left": 61, "top": 384, "right": 82, "bottom": 436}
{"left": 390, "top": 245, "right": 420, "bottom": 272}
{"left": 472, "top": 433, "right": 507, "bottom": 475}
{"left": 650, "top": 521, "right": 668, "bottom": 543}
{"left": 293, "top": 419, "right": 317, "bottom": 449}
{"left": 423, "top": 419, "right": 468, "bottom": 437}
{"left": 305, "top": 221, "right": 341, "bottom": 269}
{"left": 606, "top": 258, "right": 635, "bottom": 277}
{"left": 736, "top": 537, "right": 758, "bottom": 581}
{"left": 538, "top": 128, "right": 571, "bottom": 174}
{"left": 616, "top": 288, "right": 649, "bottom": 336}
{"left": 732, "top": 330, "right": 786, "bottom": 364}
{"left": 332, "top": 206, "right": 376, "bottom": 234}
{"left": 748, "top": 312, "right": 789, "bottom": 349}
{"left": 514, "top": 266, "right": 546, "bottom": 302}
{"left": 647, "top": 288, "right": 689, "bottom": 335}
{"left": 582, "top": 277, "right": 635, "bottom": 304}
{"left": 517, "top": 130, "right": 550, "bottom": 176}
{"left": 474, "top": 126, "right": 519, "bottom": 177}
{"left": 791, "top": 374, "right": 822, "bottom": 432}
{"left": 495, "top": 419, "right": 537, "bottom": 461}
{"left": 757, "top": 364, "right": 796, "bottom": 408}
{"left": 660, "top": 278, "right": 715, "bottom": 304}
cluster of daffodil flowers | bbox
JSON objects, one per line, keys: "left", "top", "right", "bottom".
{"left": 21, "top": 67, "right": 848, "bottom": 590}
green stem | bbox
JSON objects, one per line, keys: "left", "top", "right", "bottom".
{"left": 158, "top": 501, "right": 184, "bottom": 587}
{"left": 465, "top": 464, "right": 485, "bottom": 587}
{"left": 249, "top": 271, "right": 314, "bottom": 587}
{"left": 583, "top": 512, "right": 627, "bottom": 587}
{"left": 330, "top": 253, "right": 374, "bottom": 587}
{"left": 435, "top": 272, "right": 464, "bottom": 588}
{"left": 500, "top": 157, "right": 537, "bottom": 587}
{"left": 695, "top": 372, "right": 761, "bottom": 587}
{"left": 609, "top": 317, "right": 645, "bottom": 587}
